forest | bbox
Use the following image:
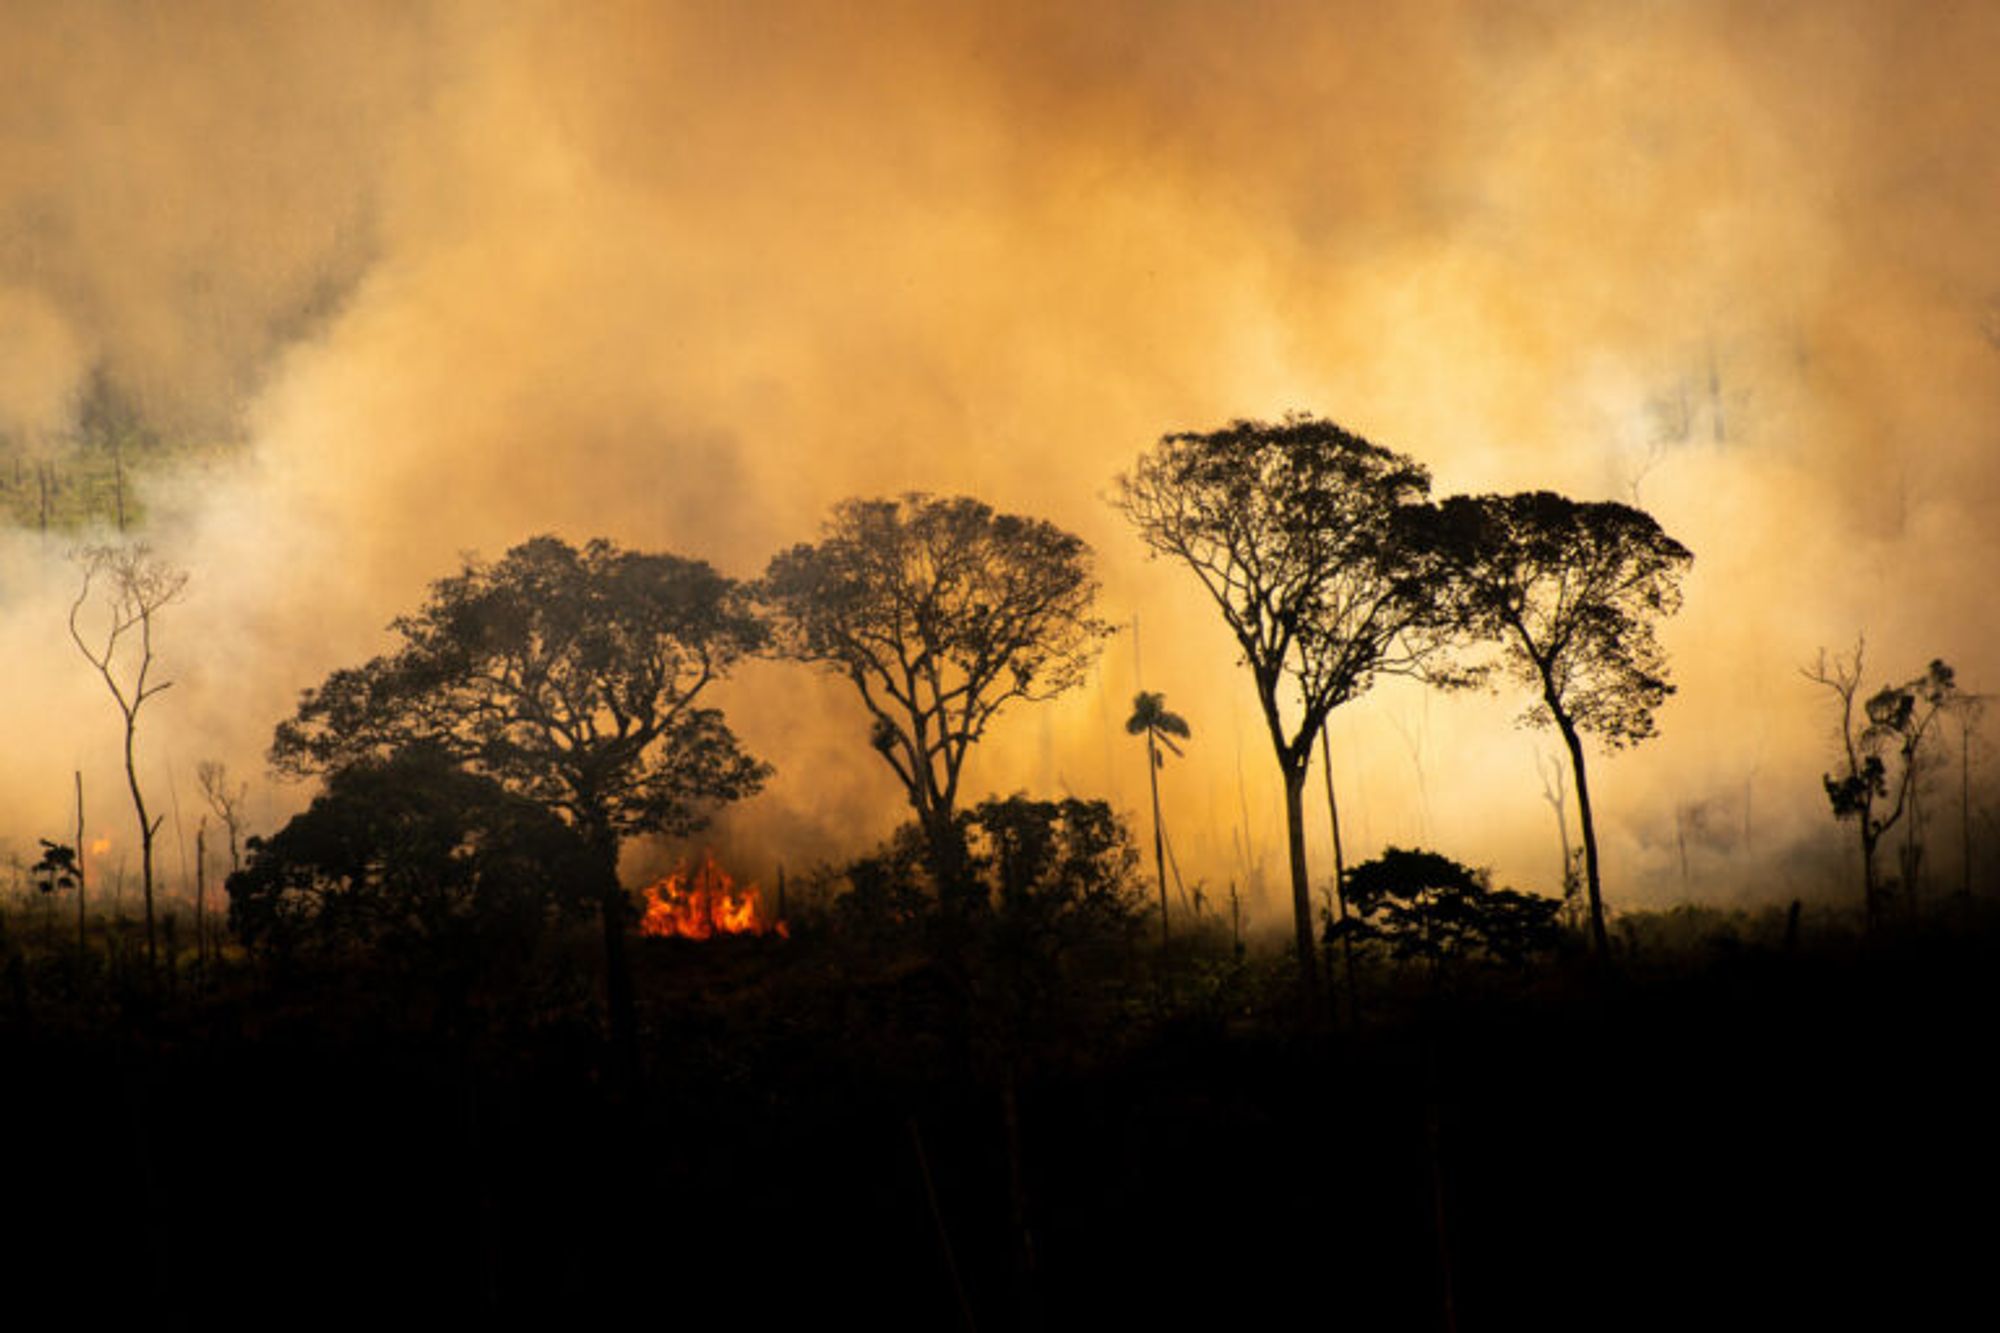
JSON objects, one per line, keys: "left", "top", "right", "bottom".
{"left": 4, "top": 410, "right": 1995, "bottom": 1330}
{"left": 6, "top": 2, "right": 2000, "bottom": 1327}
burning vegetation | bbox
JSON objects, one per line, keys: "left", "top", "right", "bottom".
{"left": 636, "top": 852, "right": 788, "bottom": 940}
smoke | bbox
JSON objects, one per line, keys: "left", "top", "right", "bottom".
{"left": 3, "top": 0, "right": 1998, "bottom": 915}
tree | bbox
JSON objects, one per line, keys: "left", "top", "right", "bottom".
{"left": 68, "top": 542, "right": 187, "bottom": 974}
{"left": 761, "top": 494, "right": 1111, "bottom": 907}
{"left": 1125, "top": 690, "right": 1190, "bottom": 951}
{"left": 1426, "top": 492, "right": 1692, "bottom": 957}
{"left": 1330, "top": 846, "right": 1561, "bottom": 985}
{"left": 196, "top": 759, "right": 248, "bottom": 875}
{"left": 1115, "top": 415, "right": 1444, "bottom": 991}
{"left": 1804, "top": 641, "right": 1955, "bottom": 928}
{"left": 271, "top": 535, "right": 768, "bottom": 1067}
{"left": 228, "top": 746, "right": 596, "bottom": 975}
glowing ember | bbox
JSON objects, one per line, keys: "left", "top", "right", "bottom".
{"left": 636, "top": 852, "right": 788, "bottom": 940}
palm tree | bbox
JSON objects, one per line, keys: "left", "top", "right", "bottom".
{"left": 1127, "top": 691, "right": 1191, "bottom": 949}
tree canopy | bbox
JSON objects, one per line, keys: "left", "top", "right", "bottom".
{"left": 228, "top": 746, "right": 597, "bottom": 969}
{"left": 761, "top": 493, "right": 1110, "bottom": 893}
{"left": 272, "top": 534, "right": 769, "bottom": 853}
{"left": 1331, "top": 846, "right": 1562, "bottom": 979}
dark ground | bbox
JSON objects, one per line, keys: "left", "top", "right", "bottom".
{"left": 4, "top": 918, "right": 1996, "bottom": 1331}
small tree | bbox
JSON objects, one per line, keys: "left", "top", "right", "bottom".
{"left": 1330, "top": 846, "right": 1561, "bottom": 986}
{"left": 196, "top": 760, "right": 248, "bottom": 875}
{"left": 68, "top": 543, "right": 187, "bottom": 974}
{"left": 1427, "top": 492, "right": 1692, "bottom": 958}
{"left": 1115, "top": 415, "right": 1445, "bottom": 991}
{"left": 228, "top": 746, "right": 597, "bottom": 976}
{"left": 1804, "top": 641, "right": 1955, "bottom": 928}
{"left": 1125, "top": 690, "right": 1190, "bottom": 950}
{"left": 762, "top": 494, "right": 1111, "bottom": 907}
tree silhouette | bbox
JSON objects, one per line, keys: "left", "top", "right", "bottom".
{"left": 1426, "top": 492, "right": 1691, "bottom": 957}
{"left": 68, "top": 542, "right": 187, "bottom": 975}
{"left": 229, "top": 746, "right": 596, "bottom": 973}
{"left": 1804, "top": 641, "right": 1955, "bottom": 928}
{"left": 1329, "top": 846, "right": 1561, "bottom": 985}
{"left": 1115, "top": 415, "right": 1444, "bottom": 991}
{"left": 762, "top": 494, "right": 1110, "bottom": 908}
{"left": 1125, "top": 690, "right": 1190, "bottom": 949}
{"left": 272, "top": 535, "right": 768, "bottom": 1072}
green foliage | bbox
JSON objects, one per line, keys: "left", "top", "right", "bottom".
{"left": 1329, "top": 846, "right": 1562, "bottom": 976}
{"left": 227, "top": 746, "right": 597, "bottom": 968}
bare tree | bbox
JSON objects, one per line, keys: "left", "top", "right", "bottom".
{"left": 195, "top": 759, "right": 247, "bottom": 968}
{"left": 1534, "top": 748, "right": 1576, "bottom": 906}
{"left": 68, "top": 543, "right": 187, "bottom": 974}
{"left": 1952, "top": 694, "right": 1988, "bottom": 899}
{"left": 196, "top": 760, "right": 247, "bottom": 875}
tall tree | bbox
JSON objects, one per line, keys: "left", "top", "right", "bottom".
{"left": 1125, "top": 690, "right": 1190, "bottom": 949}
{"left": 762, "top": 494, "right": 1110, "bottom": 907}
{"left": 1115, "top": 415, "right": 1444, "bottom": 991}
{"left": 68, "top": 542, "right": 187, "bottom": 974}
{"left": 1427, "top": 492, "right": 1692, "bottom": 957}
{"left": 271, "top": 535, "right": 768, "bottom": 1072}
{"left": 1804, "top": 641, "right": 1955, "bottom": 929}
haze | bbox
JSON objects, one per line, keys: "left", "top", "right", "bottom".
{"left": 4, "top": 0, "right": 1997, "bottom": 920}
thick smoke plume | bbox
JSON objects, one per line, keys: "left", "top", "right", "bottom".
{"left": 4, "top": 0, "right": 1998, "bottom": 916}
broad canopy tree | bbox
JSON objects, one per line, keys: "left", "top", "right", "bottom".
{"left": 1115, "top": 415, "right": 1446, "bottom": 991}
{"left": 270, "top": 535, "right": 768, "bottom": 1048}
{"left": 1425, "top": 492, "right": 1692, "bottom": 956}
{"left": 761, "top": 494, "right": 1111, "bottom": 907}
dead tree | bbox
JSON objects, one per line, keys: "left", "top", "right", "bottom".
{"left": 67, "top": 543, "right": 187, "bottom": 975}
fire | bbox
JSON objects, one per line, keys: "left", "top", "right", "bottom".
{"left": 636, "top": 851, "right": 788, "bottom": 940}
{"left": 89, "top": 837, "right": 111, "bottom": 858}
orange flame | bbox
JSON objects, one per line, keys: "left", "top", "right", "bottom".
{"left": 636, "top": 851, "right": 788, "bottom": 940}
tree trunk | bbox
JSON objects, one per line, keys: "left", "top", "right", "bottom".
{"left": 74, "top": 771, "right": 87, "bottom": 957}
{"left": 195, "top": 821, "right": 206, "bottom": 978}
{"left": 1282, "top": 764, "right": 1319, "bottom": 994}
{"left": 1963, "top": 717, "right": 1974, "bottom": 899}
{"left": 124, "top": 714, "right": 157, "bottom": 975}
{"left": 1860, "top": 820, "right": 1881, "bottom": 931}
{"left": 1555, "top": 713, "right": 1610, "bottom": 958}
{"left": 1146, "top": 731, "right": 1169, "bottom": 952}
{"left": 589, "top": 834, "right": 640, "bottom": 1100}
{"left": 1320, "top": 723, "right": 1358, "bottom": 1021}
